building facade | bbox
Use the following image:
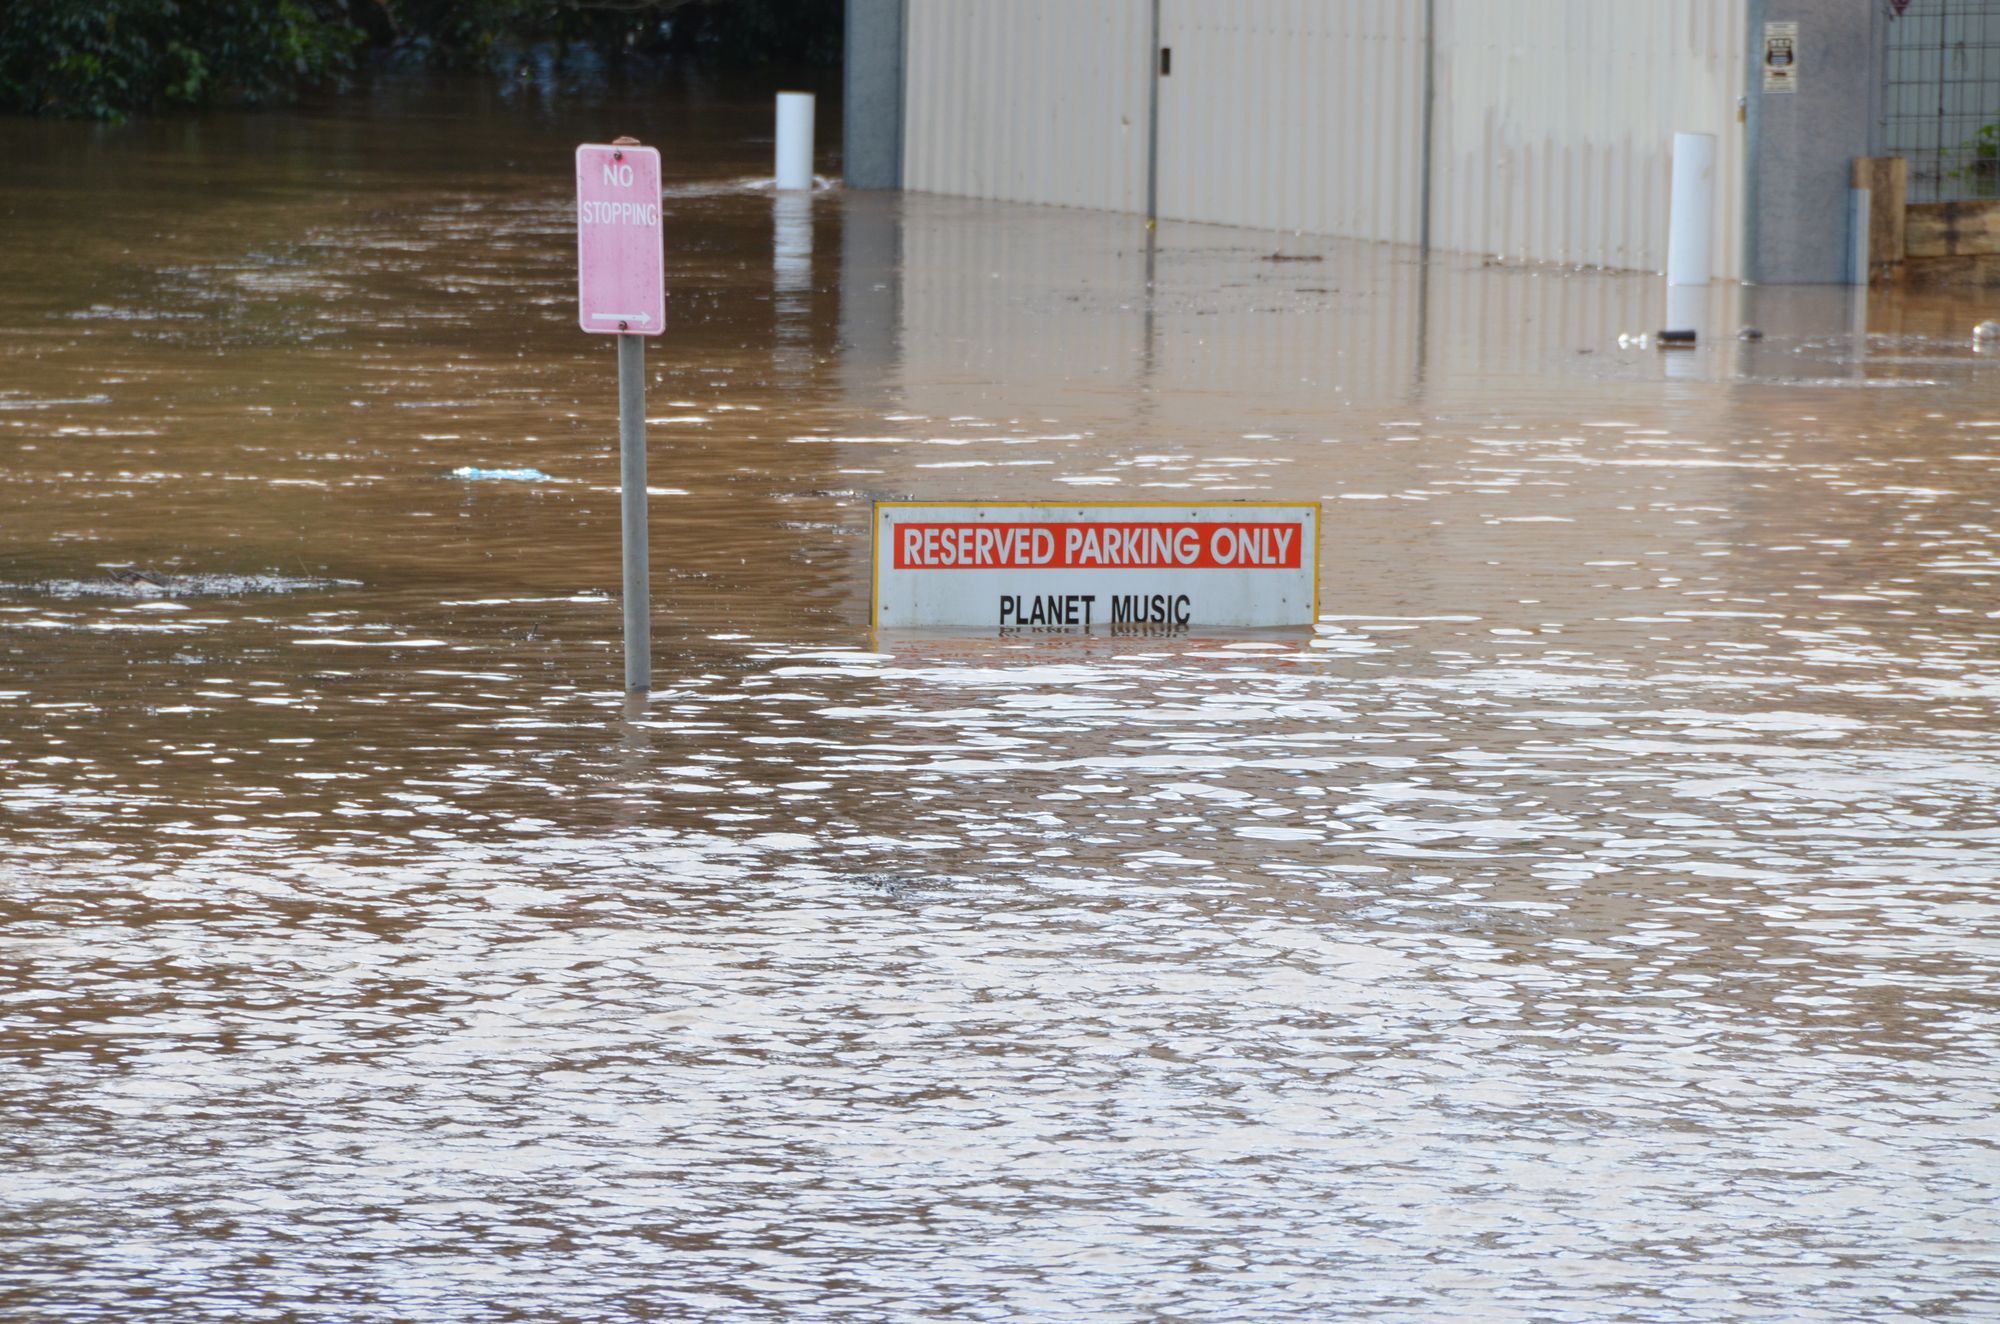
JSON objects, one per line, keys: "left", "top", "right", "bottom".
{"left": 848, "top": 0, "right": 1997, "bottom": 285}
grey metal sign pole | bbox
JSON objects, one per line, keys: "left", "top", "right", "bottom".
{"left": 617, "top": 332, "right": 650, "bottom": 692}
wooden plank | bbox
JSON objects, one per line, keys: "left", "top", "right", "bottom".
{"left": 1903, "top": 253, "right": 2000, "bottom": 290}
{"left": 1907, "top": 199, "right": 2000, "bottom": 258}
{"left": 1851, "top": 156, "right": 1906, "bottom": 266}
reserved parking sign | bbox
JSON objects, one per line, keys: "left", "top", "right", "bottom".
{"left": 872, "top": 501, "right": 1320, "bottom": 630}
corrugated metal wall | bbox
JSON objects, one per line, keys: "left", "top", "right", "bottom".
{"left": 901, "top": 0, "right": 1748, "bottom": 279}
{"left": 1432, "top": 0, "right": 1746, "bottom": 277}
{"left": 902, "top": 0, "right": 1151, "bottom": 213}
{"left": 1156, "top": 0, "right": 1427, "bottom": 243}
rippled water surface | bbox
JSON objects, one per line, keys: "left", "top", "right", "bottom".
{"left": 3, "top": 77, "right": 1999, "bottom": 1322}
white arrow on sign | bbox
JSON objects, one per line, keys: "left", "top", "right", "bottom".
{"left": 591, "top": 312, "right": 652, "bottom": 324}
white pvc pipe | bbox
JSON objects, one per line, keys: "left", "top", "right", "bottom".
{"left": 1664, "top": 284, "right": 1706, "bottom": 340}
{"left": 1666, "top": 131, "right": 1715, "bottom": 286}
{"left": 775, "top": 91, "right": 816, "bottom": 191}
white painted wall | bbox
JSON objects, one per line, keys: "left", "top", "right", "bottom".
{"left": 901, "top": 0, "right": 1749, "bottom": 279}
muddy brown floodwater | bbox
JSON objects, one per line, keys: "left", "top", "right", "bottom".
{"left": 2, "top": 72, "right": 1998, "bottom": 1322}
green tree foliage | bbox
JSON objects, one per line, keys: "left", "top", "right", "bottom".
{"left": 649, "top": 0, "right": 843, "bottom": 68}
{"left": 0, "top": 0, "right": 362, "bottom": 119}
{"left": 1, "top": 0, "right": 842, "bottom": 120}
{"left": 360, "top": 0, "right": 843, "bottom": 71}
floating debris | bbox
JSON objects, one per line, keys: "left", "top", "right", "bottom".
{"left": 1656, "top": 328, "right": 1697, "bottom": 348}
{"left": 661, "top": 174, "right": 841, "bottom": 198}
{"left": 1739, "top": 327, "right": 1764, "bottom": 340}
{"left": 857, "top": 872, "right": 942, "bottom": 899}
{"left": 450, "top": 466, "right": 550, "bottom": 482}
{"left": 1973, "top": 320, "right": 2000, "bottom": 349}
{"left": 14, "top": 572, "right": 359, "bottom": 599}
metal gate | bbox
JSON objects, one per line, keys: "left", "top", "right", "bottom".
{"left": 1883, "top": 0, "right": 2000, "bottom": 202}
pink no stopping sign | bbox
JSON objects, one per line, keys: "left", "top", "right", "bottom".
{"left": 575, "top": 142, "right": 664, "bottom": 335}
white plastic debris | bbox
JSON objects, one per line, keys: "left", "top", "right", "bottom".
{"left": 450, "top": 467, "right": 549, "bottom": 482}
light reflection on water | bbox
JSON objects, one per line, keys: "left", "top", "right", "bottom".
{"left": 2, "top": 77, "right": 1998, "bottom": 1322}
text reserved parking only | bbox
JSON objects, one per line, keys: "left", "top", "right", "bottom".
{"left": 872, "top": 502, "right": 1321, "bottom": 629}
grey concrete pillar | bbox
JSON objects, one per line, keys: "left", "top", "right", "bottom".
{"left": 844, "top": 0, "right": 905, "bottom": 190}
{"left": 1745, "top": 0, "right": 1876, "bottom": 283}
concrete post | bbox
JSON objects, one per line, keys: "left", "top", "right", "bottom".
{"left": 843, "top": 0, "right": 905, "bottom": 190}
{"left": 1745, "top": 0, "right": 1877, "bottom": 283}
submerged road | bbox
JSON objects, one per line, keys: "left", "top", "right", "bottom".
{"left": 1, "top": 73, "right": 1996, "bottom": 1322}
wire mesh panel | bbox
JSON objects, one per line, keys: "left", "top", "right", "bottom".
{"left": 1884, "top": 0, "right": 2000, "bottom": 202}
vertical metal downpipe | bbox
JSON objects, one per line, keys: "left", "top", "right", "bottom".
{"left": 1414, "top": 0, "right": 1436, "bottom": 396}
{"left": 1420, "top": 0, "right": 1436, "bottom": 254}
{"left": 895, "top": 0, "right": 908, "bottom": 189}
{"left": 1141, "top": 0, "right": 1162, "bottom": 420}
{"left": 1146, "top": 0, "right": 1162, "bottom": 224}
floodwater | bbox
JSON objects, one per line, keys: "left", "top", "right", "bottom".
{"left": 3, "top": 74, "right": 1998, "bottom": 1322}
